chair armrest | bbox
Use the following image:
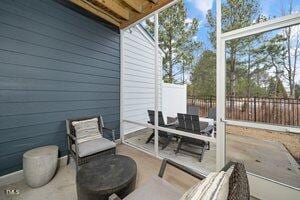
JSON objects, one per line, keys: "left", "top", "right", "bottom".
{"left": 108, "top": 193, "right": 121, "bottom": 200}
{"left": 67, "top": 133, "right": 76, "bottom": 141}
{"left": 164, "top": 122, "right": 176, "bottom": 127}
{"left": 158, "top": 159, "right": 206, "bottom": 180}
{"left": 102, "top": 127, "right": 116, "bottom": 142}
{"left": 158, "top": 159, "right": 236, "bottom": 181}
{"left": 200, "top": 125, "right": 214, "bottom": 136}
{"left": 220, "top": 161, "right": 236, "bottom": 172}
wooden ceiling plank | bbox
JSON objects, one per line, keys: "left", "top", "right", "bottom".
{"left": 150, "top": 0, "right": 159, "bottom": 3}
{"left": 94, "top": 0, "right": 130, "bottom": 20}
{"left": 122, "top": 0, "right": 143, "bottom": 13}
{"left": 70, "top": 0, "right": 120, "bottom": 27}
{"left": 120, "top": 0, "right": 172, "bottom": 29}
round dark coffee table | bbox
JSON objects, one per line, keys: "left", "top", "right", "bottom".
{"left": 76, "top": 155, "right": 137, "bottom": 200}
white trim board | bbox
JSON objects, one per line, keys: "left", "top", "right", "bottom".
{"left": 223, "top": 119, "right": 300, "bottom": 134}
{"left": 221, "top": 12, "right": 300, "bottom": 41}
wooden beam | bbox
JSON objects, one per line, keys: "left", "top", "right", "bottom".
{"left": 150, "top": 0, "right": 159, "bottom": 3}
{"left": 122, "top": 0, "right": 143, "bottom": 13}
{"left": 94, "top": 0, "right": 130, "bottom": 20}
{"left": 120, "top": 0, "right": 172, "bottom": 29}
{"left": 70, "top": 0, "right": 120, "bottom": 27}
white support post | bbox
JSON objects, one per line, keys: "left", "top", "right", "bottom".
{"left": 216, "top": 0, "right": 225, "bottom": 170}
{"left": 154, "top": 12, "right": 159, "bottom": 157}
{"left": 120, "top": 30, "right": 125, "bottom": 143}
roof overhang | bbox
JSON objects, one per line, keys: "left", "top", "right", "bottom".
{"left": 69, "top": 0, "right": 176, "bottom": 29}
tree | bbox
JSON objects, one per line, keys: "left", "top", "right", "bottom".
{"left": 239, "top": 32, "right": 267, "bottom": 97}
{"left": 295, "top": 84, "right": 300, "bottom": 99}
{"left": 260, "top": 34, "right": 286, "bottom": 97}
{"left": 145, "top": 0, "right": 202, "bottom": 83}
{"left": 267, "top": 77, "right": 287, "bottom": 98}
{"left": 206, "top": 0, "right": 261, "bottom": 97}
{"left": 189, "top": 50, "right": 216, "bottom": 97}
{"left": 280, "top": 1, "right": 300, "bottom": 97}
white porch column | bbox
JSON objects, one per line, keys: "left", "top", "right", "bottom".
{"left": 154, "top": 12, "right": 159, "bottom": 157}
{"left": 216, "top": 0, "right": 226, "bottom": 170}
{"left": 120, "top": 30, "right": 125, "bottom": 143}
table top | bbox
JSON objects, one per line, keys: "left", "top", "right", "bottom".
{"left": 198, "top": 117, "right": 214, "bottom": 125}
{"left": 77, "top": 155, "right": 137, "bottom": 193}
{"left": 169, "top": 118, "right": 213, "bottom": 129}
{"left": 23, "top": 145, "right": 58, "bottom": 158}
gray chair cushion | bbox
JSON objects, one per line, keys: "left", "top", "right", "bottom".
{"left": 124, "top": 176, "right": 183, "bottom": 200}
{"left": 72, "top": 138, "right": 116, "bottom": 157}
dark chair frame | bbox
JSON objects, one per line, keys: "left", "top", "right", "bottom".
{"left": 175, "top": 113, "right": 214, "bottom": 162}
{"left": 159, "top": 158, "right": 235, "bottom": 179}
{"left": 66, "top": 115, "right": 116, "bottom": 169}
{"left": 207, "top": 107, "right": 216, "bottom": 121}
{"left": 160, "top": 159, "right": 250, "bottom": 200}
{"left": 207, "top": 107, "right": 216, "bottom": 137}
{"left": 110, "top": 159, "right": 250, "bottom": 200}
{"left": 145, "top": 110, "right": 176, "bottom": 149}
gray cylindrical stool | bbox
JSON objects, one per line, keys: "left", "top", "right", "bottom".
{"left": 23, "top": 145, "right": 58, "bottom": 188}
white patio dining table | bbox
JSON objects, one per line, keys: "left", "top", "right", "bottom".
{"left": 199, "top": 117, "right": 214, "bottom": 126}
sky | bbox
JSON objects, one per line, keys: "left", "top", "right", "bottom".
{"left": 184, "top": 0, "right": 300, "bottom": 85}
{"left": 185, "top": 0, "right": 215, "bottom": 49}
{"left": 185, "top": 0, "right": 300, "bottom": 49}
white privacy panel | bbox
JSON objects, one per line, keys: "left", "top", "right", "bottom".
{"left": 162, "top": 83, "right": 187, "bottom": 122}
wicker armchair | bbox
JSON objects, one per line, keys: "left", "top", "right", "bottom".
{"left": 66, "top": 115, "right": 116, "bottom": 169}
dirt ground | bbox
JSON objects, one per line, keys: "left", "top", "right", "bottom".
{"left": 226, "top": 125, "right": 300, "bottom": 163}
{"left": 125, "top": 129, "right": 300, "bottom": 188}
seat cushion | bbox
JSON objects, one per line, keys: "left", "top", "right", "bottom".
{"left": 124, "top": 176, "right": 183, "bottom": 200}
{"left": 72, "top": 118, "right": 102, "bottom": 144}
{"left": 72, "top": 138, "right": 116, "bottom": 157}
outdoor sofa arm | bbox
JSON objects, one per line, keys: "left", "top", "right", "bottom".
{"left": 102, "top": 127, "right": 116, "bottom": 142}
{"left": 158, "top": 159, "right": 206, "bottom": 180}
{"left": 220, "top": 161, "right": 236, "bottom": 172}
{"left": 158, "top": 159, "right": 236, "bottom": 180}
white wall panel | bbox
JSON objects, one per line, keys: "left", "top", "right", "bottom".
{"left": 162, "top": 83, "right": 187, "bottom": 122}
{"left": 123, "top": 25, "right": 163, "bottom": 134}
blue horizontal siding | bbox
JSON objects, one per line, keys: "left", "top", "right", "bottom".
{"left": 0, "top": 0, "right": 120, "bottom": 176}
{"left": 0, "top": 50, "right": 120, "bottom": 78}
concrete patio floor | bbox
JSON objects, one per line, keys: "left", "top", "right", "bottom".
{"left": 124, "top": 128, "right": 300, "bottom": 188}
{"left": 0, "top": 145, "right": 260, "bottom": 200}
{"left": 0, "top": 144, "right": 200, "bottom": 200}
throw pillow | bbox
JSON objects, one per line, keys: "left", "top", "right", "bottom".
{"left": 180, "top": 171, "right": 230, "bottom": 200}
{"left": 72, "top": 118, "right": 102, "bottom": 143}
